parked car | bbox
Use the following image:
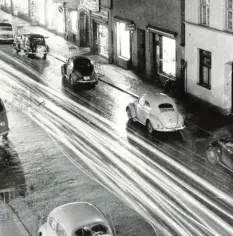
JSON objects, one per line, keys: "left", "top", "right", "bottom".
{"left": 0, "top": 22, "right": 14, "bottom": 43}
{"left": 13, "top": 33, "right": 49, "bottom": 59}
{"left": 61, "top": 56, "right": 98, "bottom": 89}
{"left": 0, "top": 98, "right": 9, "bottom": 139}
{"left": 126, "top": 93, "right": 185, "bottom": 133}
{"left": 39, "top": 202, "right": 115, "bottom": 236}
{"left": 206, "top": 138, "right": 233, "bottom": 171}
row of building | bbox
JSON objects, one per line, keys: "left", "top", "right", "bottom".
{"left": 1, "top": 0, "right": 233, "bottom": 115}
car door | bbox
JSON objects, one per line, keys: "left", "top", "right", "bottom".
{"left": 66, "top": 58, "right": 74, "bottom": 78}
{"left": 136, "top": 98, "right": 151, "bottom": 124}
{"left": 47, "top": 217, "right": 58, "bottom": 236}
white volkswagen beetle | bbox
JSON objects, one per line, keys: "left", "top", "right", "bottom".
{"left": 126, "top": 93, "right": 185, "bottom": 133}
{"left": 39, "top": 202, "right": 115, "bottom": 236}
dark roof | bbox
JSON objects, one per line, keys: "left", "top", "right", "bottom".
{"left": 23, "top": 33, "right": 44, "bottom": 37}
{"left": 72, "top": 56, "right": 90, "bottom": 61}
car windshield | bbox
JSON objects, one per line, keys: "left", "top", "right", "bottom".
{"left": 30, "top": 36, "right": 45, "bottom": 43}
{"left": 0, "top": 23, "right": 12, "bottom": 31}
{"left": 158, "top": 103, "right": 174, "bottom": 112}
{"left": 73, "top": 58, "right": 94, "bottom": 76}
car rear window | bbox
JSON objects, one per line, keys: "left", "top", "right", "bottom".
{"left": 158, "top": 103, "right": 174, "bottom": 112}
{"left": 0, "top": 23, "right": 12, "bottom": 31}
{"left": 73, "top": 58, "right": 94, "bottom": 76}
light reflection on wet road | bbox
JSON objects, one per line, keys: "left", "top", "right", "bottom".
{"left": 1, "top": 46, "right": 233, "bottom": 235}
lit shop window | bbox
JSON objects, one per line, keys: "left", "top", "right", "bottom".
{"left": 116, "top": 22, "right": 130, "bottom": 60}
{"left": 13, "top": 0, "right": 28, "bottom": 14}
{"left": 70, "top": 11, "right": 78, "bottom": 33}
{"left": 161, "top": 36, "right": 176, "bottom": 76}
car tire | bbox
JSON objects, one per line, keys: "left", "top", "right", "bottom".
{"left": 206, "top": 146, "right": 219, "bottom": 164}
{"left": 146, "top": 120, "right": 153, "bottom": 134}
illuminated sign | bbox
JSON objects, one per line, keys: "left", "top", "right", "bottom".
{"left": 80, "top": 0, "right": 99, "bottom": 12}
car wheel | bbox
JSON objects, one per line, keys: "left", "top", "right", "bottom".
{"left": 146, "top": 120, "right": 153, "bottom": 134}
{"left": 206, "top": 146, "right": 219, "bottom": 164}
{"left": 126, "top": 107, "right": 133, "bottom": 120}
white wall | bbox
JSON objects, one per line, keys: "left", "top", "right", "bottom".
{"left": 185, "top": 23, "right": 233, "bottom": 111}
{"left": 186, "top": 0, "right": 226, "bottom": 30}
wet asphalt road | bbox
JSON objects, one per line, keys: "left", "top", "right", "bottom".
{"left": 1, "top": 44, "right": 233, "bottom": 235}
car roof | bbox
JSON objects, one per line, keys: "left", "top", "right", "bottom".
{"left": 0, "top": 22, "right": 12, "bottom": 26}
{"left": 49, "top": 202, "right": 109, "bottom": 235}
{"left": 71, "top": 56, "right": 90, "bottom": 61}
{"left": 140, "top": 93, "right": 175, "bottom": 109}
{"left": 23, "top": 33, "right": 44, "bottom": 37}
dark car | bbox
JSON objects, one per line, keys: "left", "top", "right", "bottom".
{"left": 206, "top": 138, "right": 233, "bottom": 171}
{"left": 13, "top": 33, "right": 49, "bottom": 59}
{"left": 61, "top": 56, "right": 98, "bottom": 89}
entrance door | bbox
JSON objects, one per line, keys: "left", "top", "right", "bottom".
{"left": 97, "top": 24, "right": 108, "bottom": 57}
{"left": 137, "top": 29, "right": 145, "bottom": 74}
{"left": 79, "top": 11, "right": 89, "bottom": 47}
{"left": 152, "top": 33, "right": 161, "bottom": 80}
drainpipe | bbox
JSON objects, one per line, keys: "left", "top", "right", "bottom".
{"left": 63, "top": 2, "right": 68, "bottom": 39}
{"left": 10, "top": 0, "right": 14, "bottom": 15}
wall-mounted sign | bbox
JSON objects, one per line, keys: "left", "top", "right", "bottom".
{"left": 80, "top": 0, "right": 99, "bottom": 12}
{"left": 125, "top": 23, "right": 136, "bottom": 31}
{"left": 91, "top": 10, "right": 108, "bottom": 20}
{"left": 31, "top": 0, "right": 35, "bottom": 19}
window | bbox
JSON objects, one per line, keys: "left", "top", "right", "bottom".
{"left": 199, "top": 49, "right": 211, "bottom": 88}
{"left": 70, "top": 11, "right": 78, "bottom": 33}
{"left": 200, "top": 0, "right": 210, "bottom": 25}
{"left": 116, "top": 21, "right": 131, "bottom": 60}
{"left": 158, "top": 103, "right": 174, "bottom": 112}
{"left": 57, "top": 223, "right": 67, "bottom": 236}
{"left": 161, "top": 36, "right": 176, "bottom": 76}
{"left": 144, "top": 101, "right": 151, "bottom": 109}
{"left": 49, "top": 217, "right": 56, "bottom": 231}
{"left": 227, "top": 0, "right": 233, "bottom": 30}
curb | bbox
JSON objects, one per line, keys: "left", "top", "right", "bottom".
{"left": 51, "top": 54, "right": 139, "bottom": 99}
{"left": 0, "top": 199, "right": 32, "bottom": 236}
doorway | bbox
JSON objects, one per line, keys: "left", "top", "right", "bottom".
{"left": 152, "top": 33, "right": 161, "bottom": 80}
{"left": 137, "top": 29, "right": 145, "bottom": 74}
{"left": 79, "top": 10, "right": 89, "bottom": 47}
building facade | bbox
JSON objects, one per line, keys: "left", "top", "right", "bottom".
{"left": 111, "top": 0, "right": 185, "bottom": 83}
{"left": 185, "top": 0, "right": 233, "bottom": 114}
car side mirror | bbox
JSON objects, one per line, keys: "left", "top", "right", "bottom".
{"left": 45, "top": 36, "right": 49, "bottom": 39}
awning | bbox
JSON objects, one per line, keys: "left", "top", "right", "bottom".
{"left": 147, "top": 25, "right": 177, "bottom": 38}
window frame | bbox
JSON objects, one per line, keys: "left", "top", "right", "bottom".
{"left": 200, "top": 0, "right": 210, "bottom": 26}
{"left": 199, "top": 49, "right": 212, "bottom": 89}
{"left": 226, "top": 0, "right": 233, "bottom": 31}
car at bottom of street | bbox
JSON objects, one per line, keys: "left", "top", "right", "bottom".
{"left": 126, "top": 93, "right": 185, "bottom": 133}
{"left": 0, "top": 98, "right": 9, "bottom": 138}
{"left": 13, "top": 33, "right": 49, "bottom": 59}
{"left": 39, "top": 202, "right": 115, "bottom": 236}
{"left": 61, "top": 56, "right": 98, "bottom": 89}
{"left": 0, "top": 22, "right": 14, "bottom": 43}
{"left": 206, "top": 138, "right": 233, "bottom": 171}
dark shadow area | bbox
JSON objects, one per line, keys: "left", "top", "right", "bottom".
{"left": 0, "top": 139, "right": 27, "bottom": 202}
